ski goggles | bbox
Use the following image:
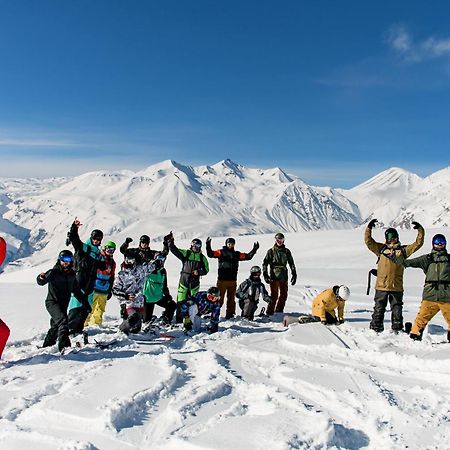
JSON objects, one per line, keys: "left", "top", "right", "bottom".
{"left": 275, "top": 238, "right": 285, "bottom": 244}
{"left": 207, "top": 293, "right": 220, "bottom": 302}
{"left": 191, "top": 242, "right": 202, "bottom": 249}
{"left": 59, "top": 256, "right": 73, "bottom": 263}
{"left": 385, "top": 232, "right": 398, "bottom": 241}
{"left": 433, "top": 237, "right": 447, "bottom": 246}
{"left": 104, "top": 246, "right": 115, "bottom": 254}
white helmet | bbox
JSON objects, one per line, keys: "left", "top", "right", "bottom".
{"left": 337, "top": 285, "right": 350, "bottom": 301}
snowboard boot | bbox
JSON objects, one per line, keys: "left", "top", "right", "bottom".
{"left": 404, "top": 322, "right": 412, "bottom": 334}
{"left": 58, "top": 335, "right": 71, "bottom": 353}
{"left": 447, "top": 330, "right": 450, "bottom": 343}
{"left": 410, "top": 328, "right": 424, "bottom": 341}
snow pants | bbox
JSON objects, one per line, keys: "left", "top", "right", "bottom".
{"left": 0, "top": 318, "right": 10, "bottom": 358}
{"left": 120, "top": 308, "right": 143, "bottom": 334}
{"left": 85, "top": 292, "right": 108, "bottom": 326}
{"left": 239, "top": 298, "right": 258, "bottom": 320}
{"left": 411, "top": 300, "right": 450, "bottom": 335}
{"left": 267, "top": 280, "right": 288, "bottom": 315}
{"left": 370, "top": 290, "right": 403, "bottom": 332}
{"left": 143, "top": 294, "right": 177, "bottom": 323}
{"left": 217, "top": 280, "right": 237, "bottom": 318}
{"left": 44, "top": 300, "right": 71, "bottom": 351}
{"left": 176, "top": 283, "right": 200, "bottom": 323}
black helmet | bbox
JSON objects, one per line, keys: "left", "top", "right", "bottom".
{"left": 432, "top": 234, "right": 446, "bottom": 247}
{"left": 91, "top": 229, "right": 104, "bottom": 241}
{"left": 385, "top": 228, "right": 398, "bottom": 242}
{"left": 225, "top": 237, "right": 235, "bottom": 245}
{"left": 58, "top": 249, "right": 74, "bottom": 264}
{"left": 207, "top": 286, "right": 221, "bottom": 301}
{"left": 275, "top": 232, "right": 285, "bottom": 240}
{"left": 191, "top": 238, "right": 202, "bottom": 249}
{"left": 250, "top": 265, "right": 262, "bottom": 274}
{"left": 140, "top": 234, "right": 150, "bottom": 245}
{"left": 124, "top": 251, "right": 136, "bottom": 267}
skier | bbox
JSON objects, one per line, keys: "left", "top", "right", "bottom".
{"left": 112, "top": 252, "right": 155, "bottom": 334}
{"left": 312, "top": 285, "right": 350, "bottom": 324}
{"left": 85, "top": 241, "right": 117, "bottom": 326}
{"left": 37, "top": 250, "right": 90, "bottom": 352}
{"left": 236, "top": 266, "right": 271, "bottom": 320}
{"left": 181, "top": 286, "right": 221, "bottom": 334}
{"left": 66, "top": 219, "right": 106, "bottom": 335}
{"left": 119, "top": 234, "right": 168, "bottom": 264}
{"left": 142, "top": 253, "right": 177, "bottom": 326}
{"left": 206, "top": 236, "right": 259, "bottom": 319}
{"left": 0, "top": 236, "right": 10, "bottom": 358}
{"left": 390, "top": 233, "right": 450, "bottom": 342}
{"left": 365, "top": 219, "right": 424, "bottom": 333}
{"left": 164, "top": 232, "right": 209, "bottom": 322}
{"left": 262, "top": 233, "right": 297, "bottom": 315}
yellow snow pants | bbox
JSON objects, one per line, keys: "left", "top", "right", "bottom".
{"left": 85, "top": 292, "right": 108, "bottom": 326}
{"left": 411, "top": 300, "right": 450, "bottom": 335}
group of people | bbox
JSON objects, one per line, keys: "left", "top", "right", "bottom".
{"left": 35, "top": 220, "right": 298, "bottom": 353}
{"left": 1, "top": 216, "right": 449, "bottom": 357}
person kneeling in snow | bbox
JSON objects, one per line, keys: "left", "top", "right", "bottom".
{"left": 112, "top": 253, "right": 155, "bottom": 334}
{"left": 236, "top": 266, "right": 271, "bottom": 320}
{"left": 311, "top": 285, "right": 350, "bottom": 325}
{"left": 181, "top": 287, "right": 221, "bottom": 334}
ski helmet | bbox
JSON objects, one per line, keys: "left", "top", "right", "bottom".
{"left": 275, "top": 232, "right": 285, "bottom": 240}
{"left": 337, "top": 285, "right": 350, "bottom": 301}
{"left": 191, "top": 238, "right": 202, "bottom": 249}
{"left": 90, "top": 229, "right": 103, "bottom": 241}
{"left": 58, "top": 249, "right": 74, "bottom": 263}
{"left": 140, "top": 235, "right": 150, "bottom": 245}
{"left": 103, "top": 241, "right": 116, "bottom": 254}
{"left": 225, "top": 237, "right": 236, "bottom": 245}
{"left": 250, "top": 265, "right": 262, "bottom": 275}
{"left": 385, "top": 228, "right": 398, "bottom": 242}
{"left": 153, "top": 252, "right": 166, "bottom": 266}
{"left": 432, "top": 234, "right": 446, "bottom": 247}
{"left": 207, "top": 286, "right": 221, "bottom": 302}
{"left": 124, "top": 252, "right": 136, "bottom": 267}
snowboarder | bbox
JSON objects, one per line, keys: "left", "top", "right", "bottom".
{"left": 37, "top": 250, "right": 90, "bottom": 352}
{"left": 112, "top": 252, "right": 155, "bottom": 334}
{"left": 0, "top": 236, "right": 10, "bottom": 358}
{"left": 164, "top": 232, "right": 209, "bottom": 322}
{"left": 390, "top": 233, "right": 450, "bottom": 342}
{"left": 142, "top": 253, "right": 176, "bottom": 326}
{"left": 262, "top": 233, "right": 297, "bottom": 315}
{"left": 206, "top": 236, "right": 259, "bottom": 319}
{"left": 312, "top": 285, "right": 350, "bottom": 324}
{"left": 119, "top": 234, "right": 168, "bottom": 265}
{"left": 85, "top": 241, "right": 117, "bottom": 326}
{"left": 181, "top": 286, "right": 221, "bottom": 334}
{"left": 236, "top": 266, "right": 271, "bottom": 320}
{"left": 365, "top": 219, "right": 424, "bottom": 333}
{"left": 66, "top": 219, "right": 106, "bottom": 335}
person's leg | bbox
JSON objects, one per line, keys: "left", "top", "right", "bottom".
{"left": 176, "top": 283, "right": 189, "bottom": 323}
{"left": 158, "top": 295, "right": 176, "bottom": 323}
{"left": 0, "top": 318, "right": 10, "bottom": 358}
{"left": 217, "top": 279, "right": 227, "bottom": 308}
{"left": 91, "top": 292, "right": 107, "bottom": 325}
{"left": 189, "top": 304, "right": 201, "bottom": 332}
{"left": 370, "top": 290, "right": 389, "bottom": 332}
{"left": 389, "top": 292, "right": 404, "bottom": 331}
{"left": 143, "top": 302, "right": 156, "bottom": 323}
{"left": 43, "top": 317, "right": 58, "bottom": 347}
{"left": 84, "top": 292, "right": 95, "bottom": 326}
{"left": 266, "top": 280, "right": 280, "bottom": 315}
{"left": 275, "top": 281, "right": 289, "bottom": 313}
{"left": 438, "top": 302, "right": 450, "bottom": 342}
{"left": 410, "top": 300, "right": 439, "bottom": 338}
{"left": 225, "top": 281, "right": 237, "bottom": 318}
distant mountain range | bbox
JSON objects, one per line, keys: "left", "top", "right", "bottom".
{"left": 0, "top": 159, "right": 448, "bottom": 265}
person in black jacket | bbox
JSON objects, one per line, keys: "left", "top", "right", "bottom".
{"left": 37, "top": 250, "right": 89, "bottom": 352}
{"left": 119, "top": 234, "right": 168, "bottom": 264}
{"left": 206, "top": 237, "right": 259, "bottom": 319}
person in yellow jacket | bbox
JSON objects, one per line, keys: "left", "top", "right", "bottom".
{"left": 365, "top": 219, "right": 424, "bottom": 333}
{"left": 312, "top": 285, "right": 350, "bottom": 324}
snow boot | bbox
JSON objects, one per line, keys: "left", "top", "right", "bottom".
{"left": 447, "top": 331, "right": 450, "bottom": 343}
{"left": 404, "top": 322, "right": 412, "bottom": 334}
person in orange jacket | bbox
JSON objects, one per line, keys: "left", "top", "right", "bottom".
{"left": 312, "top": 285, "right": 351, "bottom": 324}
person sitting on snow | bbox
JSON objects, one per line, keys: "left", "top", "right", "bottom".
{"left": 181, "top": 287, "right": 221, "bottom": 334}
{"left": 312, "top": 285, "right": 351, "bottom": 325}
{"left": 236, "top": 266, "right": 271, "bottom": 320}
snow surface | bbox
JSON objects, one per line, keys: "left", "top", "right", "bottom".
{"left": 1, "top": 228, "right": 450, "bottom": 449}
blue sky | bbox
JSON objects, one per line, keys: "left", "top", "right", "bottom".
{"left": 1, "top": 0, "right": 449, "bottom": 187}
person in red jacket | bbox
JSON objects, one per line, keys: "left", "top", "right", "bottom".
{"left": 0, "top": 236, "right": 10, "bottom": 358}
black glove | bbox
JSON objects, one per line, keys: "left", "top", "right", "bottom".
{"left": 263, "top": 271, "right": 271, "bottom": 284}
{"left": 163, "top": 231, "right": 174, "bottom": 242}
{"left": 368, "top": 219, "right": 378, "bottom": 229}
{"left": 206, "top": 237, "right": 212, "bottom": 245}
{"left": 338, "top": 319, "right": 345, "bottom": 325}
{"left": 125, "top": 237, "right": 133, "bottom": 244}
{"left": 291, "top": 271, "right": 297, "bottom": 286}
{"left": 252, "top": 242, "right": 259, "bottom": 252}
{"left": 411, "top": 221, "right": 421, "bottom": 230}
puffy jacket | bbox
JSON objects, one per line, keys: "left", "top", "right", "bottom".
{"left": 37, "top": 263, "right": 88, "bottom": 309}
{"left": 206, "top": 242, "right": 256, "bottom": 281}
{"left": 236, "top": 277, "right": 271, "bottom": 304}
{"left": 400, "top": 249, "right": 450, "bottom": 302}
{"left": 94, "top": 251, "right": 116, "bottom": 294}
{"left": 68, "top": 224, "right": 106, "bottom": 293}
{"left": 169, "top": 242, "right": 209, "bottom": 289}
{"left": 112, "top": 262, "right": 155, "bottom": 310}
{"left": 365, "top": 225, "right": 424, "bottom": 292}
{"left": 312, "top": 287, "right": 345, "bottom": 322}
{"left": 262, "top": 245, "right": 296, "bottom": 282}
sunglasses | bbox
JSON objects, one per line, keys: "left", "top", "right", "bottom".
{"left": 59, "top": 256, "right": 73, "bottom": 263}
{"left": 433, "top": 239, "right": 446, "bottom": 246}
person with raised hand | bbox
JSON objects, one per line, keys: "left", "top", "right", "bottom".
{"left": 119, "top": 234, "right": 167, "bottom": 264}
{"left": 365, "top": 218, "right": 424, "bottom": 333}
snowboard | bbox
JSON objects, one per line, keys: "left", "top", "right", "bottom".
{"left": 0, "top": 237, "right": 6, "bottom": 267}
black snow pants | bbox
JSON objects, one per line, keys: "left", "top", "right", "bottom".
{"left": 44, "top": 300, "right": 71, "bottom": 351}
{"left": 68, "top": 306, "right": 90, "bottom": 335}
{"left": 143, "top": 294, "right": 177, "bottom": 324}
{"left": 370, "top": 290, "right": 404, "bottom": 332}
{"left": 239, "top": 298, "right": 259, "bottom": 320}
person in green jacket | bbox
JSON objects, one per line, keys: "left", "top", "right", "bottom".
{"left": 164, "top": 232, "right": 209, "bottom": 322}
{"left": 262, "top": 232, "right": 297, "bottom": 315}
{"left": 392, "top": 233, "right": 450, "bottom": 342}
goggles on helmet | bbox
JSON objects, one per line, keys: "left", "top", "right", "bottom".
{"left": 386, "top": 232, "right": 398, "bottom": 241}
{"left": 59, "top": 255, "right": 73, "bottom": 263}
{"left": 104, "top": 246, "right": 115, "bottom": 254}
{"left": 192, "top": 242, "right": 201, "bottom": 249}
{"left": 275, "top": 238, "right": 285, "bottom": 244}
{"left": 433, "top": 237, "right": 447, "bottom": 246}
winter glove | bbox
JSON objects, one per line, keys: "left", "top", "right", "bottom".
{"left": 367, "top": 218, "right": 378, "bottom": 229}
{"left": 208, "top": 323, "right": 218, "bottom": 334}
{"left": 125, "top": 237, "right": 133, "bottom": 244}
{"left": 411, "top": 221, "right": 421, "bottom": 230}
{"left": 163, "top": 231, "right": 174, "bottom": 243}
{"left": 252, "top": 241, "right": 259, "bottom": 252}
{"left": 183, "top": 317, "right": 193, "bottom": 332}
{"left": 263, "top": 271, "right": 271, "bottom": 284}
{"left": 206, "top": 237, "right": 212, "bottom": 245}
{"left": 291, "top": 271, "right": 297, "bottom": 286}
{"left": 338, "top": 319, "right": 345, "bottom": 325}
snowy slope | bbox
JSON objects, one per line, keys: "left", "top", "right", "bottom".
{"left": 1, "top": 228, "right": 450, "bottom": 450}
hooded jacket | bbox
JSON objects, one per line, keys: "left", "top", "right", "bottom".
{"left": 262, "top": 244, "right": 296, "bottom": 282}
{"left": 312, "top": 287, "right": 345, "bottom": 322}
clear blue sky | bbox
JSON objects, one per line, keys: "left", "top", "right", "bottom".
{"left": 1, "top": 0, "right": 449, "bottom": 187}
